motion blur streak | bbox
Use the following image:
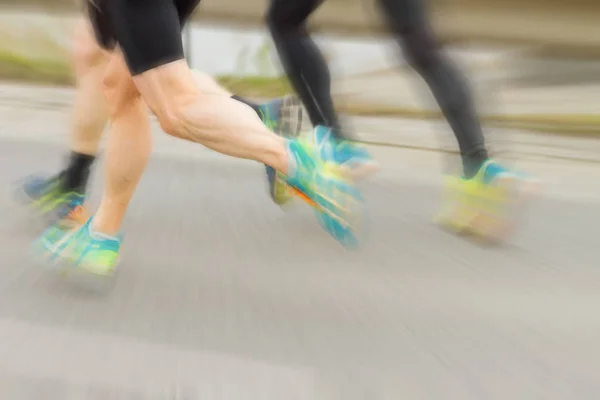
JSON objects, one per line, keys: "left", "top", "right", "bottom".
{"left": 0, "top": 1, "right": 599, "bottom": 398}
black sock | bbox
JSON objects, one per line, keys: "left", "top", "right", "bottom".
{"left": 62, "top": 152, "right": 95, "bottom": 192}
{"left": 231, "top": 95, "right": 262, "bottom": 119}
{"left": 462, "top": 149, "right": 488, "bottom": 179}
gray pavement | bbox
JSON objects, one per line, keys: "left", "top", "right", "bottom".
{"left": 1, "top": 89, "right": 600, "bottom": 398}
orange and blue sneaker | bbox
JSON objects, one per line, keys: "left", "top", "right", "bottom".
{"left": 32, "top": 215, "right": 120, "bottom": 289}
{"left": 282, "top": 138, "right": 365, "bottom": 249}
{"left": 16, "top": 174, "right": 86, "bottom": 223}
{"left": 436, "top": 159, "right": 539, "bottom": 242}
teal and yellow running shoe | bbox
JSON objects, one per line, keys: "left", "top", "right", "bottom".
{"left": 266, "top": 124, "right": 380, "bottom": 207}
{"left": 435, "top": 159, "right": 539, "bottom": 242}
{"left": 260, "top": 96, "right": 305, "bottom": 206}
{"left": 32, "top": 215, "right": 121, "bottom": 288}
{"left": 310, "top": 125, "right": 379, "bottom": 179}
{"left": 16, "top": 174, "right": 86, "bottom": 222}
{"left": 282, "top": 139, "right": 365, "bottom": 249}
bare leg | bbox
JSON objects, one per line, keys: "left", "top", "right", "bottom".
{"left": 20, "top": 17, "right": 109, "bottom": 202}
{"left": 70, "top": 18, "right": 110, "bottom": 156}
{"left": 91, "top": 52, "right": 292, "bottom": 236}
{"left": 191, "top": 70, "right": 232, "bottom": 97}
{"left": 93, "top": 52, "right": 152, "bottom": 236}
{"left": 135, "top": 60, "right": 289, "bottom": 172}
{"left": 54, "top": 18, "right": 111, "bottom": 192}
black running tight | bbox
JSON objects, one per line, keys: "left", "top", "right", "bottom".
{"left": 266, "top": 0, "right": 488, "bottom": 175}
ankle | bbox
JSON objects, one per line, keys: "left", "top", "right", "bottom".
{"left": 462, "top": 149, "right": 488, "bottom": 178}
{"left": 265, "top": 137, "right": 289, "bottom": 174}
{"left": 91, "top": 210, "right": 121, "bottom": 237}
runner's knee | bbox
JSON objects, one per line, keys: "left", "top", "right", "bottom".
{"left": 102, "top": 55, "right": 140, "bottom": 117}
{"left": 400, "top": 27, "right": 441, "bottom": 70}
{"left": 130, "top": 63, "right": 201, "bottom": 138}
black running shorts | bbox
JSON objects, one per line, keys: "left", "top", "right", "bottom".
{"left": 87, "top": 0, "right": 200, "bottom": 75}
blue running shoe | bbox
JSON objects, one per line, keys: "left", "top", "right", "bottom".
{"left": 283, "top": 139, "right": 365, "bottom": 249}
{"left": 33, "top": 216, "right": 121, "bottom": 290}
{"left": 17, "top": 174, "right": 86, "bottom": 222}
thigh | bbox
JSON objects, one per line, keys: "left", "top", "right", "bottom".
{"left": 376, "top": 0, "right": 429, "bottom": 33}
{"left": 85, "top": 0, "right": 117, "bottom": 50}
{"left": 267, "top": 0, "right": 323, "bottom": 27}
{"left": 107, "top": 0, "right": 195, "bottom": 76}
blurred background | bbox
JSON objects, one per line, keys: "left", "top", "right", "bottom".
{"left": 2, "top": 0, "right": 599, "bottom": 130}
{"left": 0, "top": 0, "right": 599, "bottom": 398}
{"left": 2, "top": 0, "right": 599, "bottom": 158}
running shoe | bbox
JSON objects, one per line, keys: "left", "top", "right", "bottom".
{"left": 266, "top": 124, "right": 379, "bottom": 206}
{"left": 16, "top": 174, "right": 86, "bottom": 222}
{"left": 32, "top": 215, "right": 120, "bottom": 289}
{"left": 283, "top": 139, "right": 365, "bottom": 248}
{"left": 258, "top": 95, "right": 303, "bottom": 139}
{"left": 260, "top": 95, "right": 304, "bottom": 205}
{"left": 310, "top": 125, "right": 380, "bottom": 179}
{"left": 435, "top": 159, "right": 539, "bottom": 242}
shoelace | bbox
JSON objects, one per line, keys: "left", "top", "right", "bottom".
{"left": 67, "top": 205, "right": 89, "bottom": 225}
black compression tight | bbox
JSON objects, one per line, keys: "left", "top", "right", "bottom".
{"left": 266, "top": 0, "right": 342, "bottom": 134}
{"left": 267, "top": 0, "right": 488, "bottom": 175}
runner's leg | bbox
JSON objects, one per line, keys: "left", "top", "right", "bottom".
{"left": 17, "top": 10, "right": 113, "bottom": 216}
{"left": 376, "top": 0, "right": 488, "bottom": 177}
{"left": 66, "top": 17, "right": 111, "bottom": 190}
{"left": 264, "top": 0, "right": 378, "bottom": 181}
{"left": 32, "top": 0, "right": 366, "bottom": 277}
{"left": 266, "top": 0, "right": 344, "bottom": 135}
{"left": 92, "top": 0, "right": 288, "bottom": 235}
{"left": 93, "top": 49, "right": 152, "bottom": 235}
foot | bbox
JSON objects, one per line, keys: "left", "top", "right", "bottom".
{"left": 311, "top": 125, "right": 379, "bottom": 179}
{"left": 266, "top": 124, "right": 380, "bottom": 207}
{"left": 260, "top": 95, "right": 304, "bottom": 205}
{"left": 32, "top": 216, "right": 121, "bottom": 289}
{"left": 436, "top": 159, "right": 539, "bottom": 242}
{"left": 282, "top": 139, "right": 365, "bottom": 249}
{"left": 16, "top": 174, "right": 87, "bottom": 222}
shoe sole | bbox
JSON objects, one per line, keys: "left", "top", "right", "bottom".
{"left": 62, "top": 262, "right": 118, "bottom": 294}
{"left": 32, "top": 239, "right": 118, "bottom": 294}
{"left": 288, "top": 176, "right": 365, "bottom": 249}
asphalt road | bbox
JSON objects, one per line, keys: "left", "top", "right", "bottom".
{"left": 1, "top": 104, "right": 600, "bottom": 399}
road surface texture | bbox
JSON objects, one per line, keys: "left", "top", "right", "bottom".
{"left": 0, "top": 84, "right": 600, "bottom": 399}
